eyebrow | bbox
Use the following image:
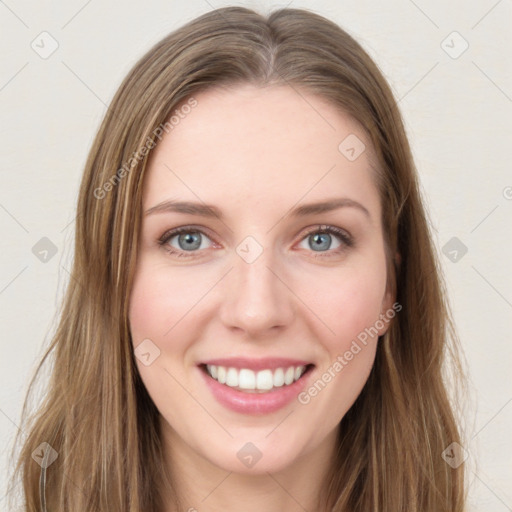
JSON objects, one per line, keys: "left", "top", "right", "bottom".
{"left": 144, "top": 197, "right": 370, "bottom": 219}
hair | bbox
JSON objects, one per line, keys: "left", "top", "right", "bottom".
{"left": 8, "top": 6, "right": 468, "bottom": 511}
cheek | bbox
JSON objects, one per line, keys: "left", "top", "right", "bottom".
{"left": 128, "top": 263, "right": 203, "bottom": 418}
{"left": 128, "top": 262, "right": 203, "bottom": 343}
{"left": 299, "top": 269, "right": 384, "bottom": 416}
{"left": 309, "top": 262, "right": 387, "bottom": 346}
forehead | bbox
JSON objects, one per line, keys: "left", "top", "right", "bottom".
{"left": 143, "top": 84, "right": 381, "bottom": 220}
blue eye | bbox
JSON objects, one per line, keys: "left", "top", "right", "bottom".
{"left": 158, "top": 227, "right": 214, "bottom": 257}
{"left": 158, "top": 224, "right": 353, "bottom": 259}
{"left": 298, "top": 225, "right": 353, "bottom": 256}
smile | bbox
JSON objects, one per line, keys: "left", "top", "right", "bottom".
{"left": 204, "top": 364, "right": 309, "bottom": 393}
{"left": 198, "top": 359, "right": 315, "bottom": 415}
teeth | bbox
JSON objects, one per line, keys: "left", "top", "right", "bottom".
{"left": 256, "top": 369, "right": 273, "bottom": 390}
{"left": 217, "top": 366, "right": 226, "bottom": 384}
{"left": 205, "top": 364, "right": 308, "bottom": 392}
{"left": 284, "top": 366, "right": 295, "bottom": 385}
{"left": 273, "top": 368, "right": 285, "bottom": 387}
{"left": 239, "top": 369, "right": 256, "bottom": 389}
{"left": 226, "top": 367, "right": 238, "bottom": 387}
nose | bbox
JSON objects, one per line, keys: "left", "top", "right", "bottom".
{"left": 218, "top": 244, "right": 295, "bottom": 337}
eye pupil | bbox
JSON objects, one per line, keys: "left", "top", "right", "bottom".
{"left": 179, "top": 232, "right": 201, "bottom": 251}
{"left": 310, "top": 233, "right": 331, "bottom": 251}
{"left": 163, "top": 226, "right": 347, "bottom": 258}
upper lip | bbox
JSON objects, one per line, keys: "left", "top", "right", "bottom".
{"left": 199, "top": 357, "right": 314, "bottom": 372}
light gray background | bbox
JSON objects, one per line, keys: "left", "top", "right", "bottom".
{"left": 1, "top": 0, "right": 511, "bottom": 510}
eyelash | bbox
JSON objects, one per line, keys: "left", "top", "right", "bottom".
{"left": 157, "top": 224, "right": 354, "bottom": 259}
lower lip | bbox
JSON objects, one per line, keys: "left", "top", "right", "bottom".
{"left": 198, "top": 365, "right": 314, "bottom": 415}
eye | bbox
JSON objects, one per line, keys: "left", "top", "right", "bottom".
{"left": 158, "top": 224, "right": 354, "bottom": 259}
{"left": 296, "top": 224, "right": 353, "bottom": 257}
{"left": 158, "top": 226, "right": 215, "bottom": 258}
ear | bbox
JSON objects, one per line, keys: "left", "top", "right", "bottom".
{"left": 377, "top": 251, "right": 401, "bottom": 336}
{"left": 394, "top": 251, "right": 402, "bottom": 269}
{"left": 377, "top": 292, "right": 395, "bottom": 336}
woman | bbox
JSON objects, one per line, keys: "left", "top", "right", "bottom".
{"left": 9, "top": 6, "right": 467, "bottom": 511}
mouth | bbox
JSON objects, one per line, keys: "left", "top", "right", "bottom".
{"left": 198, "top": 362, "right": 315, "bottom": 393}
{"left": 196, "top": 356, "right": 317, "bottom": 414}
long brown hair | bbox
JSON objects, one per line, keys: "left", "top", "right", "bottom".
{"left": 8, "top": 6, "right": 468, "bottom": 511}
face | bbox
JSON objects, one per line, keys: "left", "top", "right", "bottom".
{"left": 128, "top": 84, "right": 394, "bottom": 476}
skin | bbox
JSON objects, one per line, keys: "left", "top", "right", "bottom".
{"left": 128, "top": 84, "right": 394, "bottom": 511}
